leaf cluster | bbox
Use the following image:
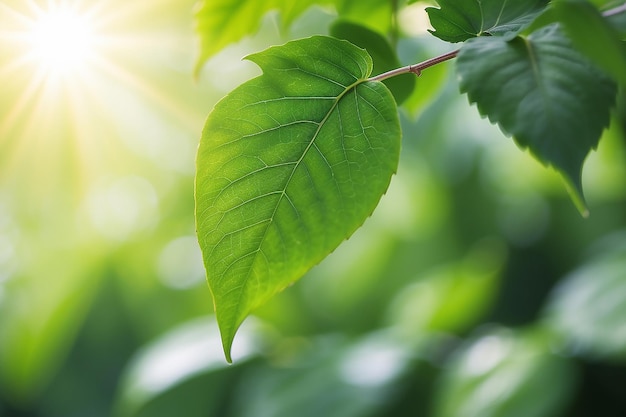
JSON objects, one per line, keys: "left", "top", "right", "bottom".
{"left": 194, "top": 0, "right": 626, "bottom": 359}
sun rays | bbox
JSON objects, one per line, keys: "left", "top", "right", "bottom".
{"left": 0, "top": 0, "right": 204, "bottom": 200}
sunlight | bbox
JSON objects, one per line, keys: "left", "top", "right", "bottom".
{"left": 27, "top": 7, "right": 95, "bottom": 77}
{"left": 0, "top": 0, "right": 203, "bottom": 182}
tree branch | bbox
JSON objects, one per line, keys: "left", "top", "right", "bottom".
{"left": 367, "top": 49, "right": 459, "bottom": 82}
{"left": 369, "top": 1, "right": 626, "bottom": 84}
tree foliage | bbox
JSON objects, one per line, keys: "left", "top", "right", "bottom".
{"left": 195, "top": 0, "right": 626, "bottom": 360}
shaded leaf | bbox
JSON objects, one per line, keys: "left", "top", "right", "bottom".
{"left": 330, "top": 20, "right": 416, "bottom": 104}
{"left": 195, "top": 36, "right": 401, "bottom": 361}
{"left": 555, "top": 0, "right": 626, "bottom": 85}
{"left": 427, "top": 0, "right": 548, "bottom": 43}
{"left": 457, "top": 26, "right": 617, "bottom": 213}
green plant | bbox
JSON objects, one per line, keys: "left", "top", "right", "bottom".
{"left": 193, "top": 0, "right": 626, "bottom": 361}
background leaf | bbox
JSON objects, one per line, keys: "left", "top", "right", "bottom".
{"left": 193, "top": 0, "right": 317, "bottom": 76}
{"left": 456, "top": 26, "right": 617, "bottom": 213}
{"left": 542, "top": 237, "right": 626, "bottom": 361}
{"left": 193, "top": 0, "right": 395, "bottom": 76}
{"left": 114, "top": 318, "right": 262, "bottom": 417}
{"left": 330, "top": 20, "right": 416, "bottom": 104}
{"left": 432, "top": 327, "right": 578, "bottom": 417}
{"left": 195, "top": 36, "right": 401, "bottom": 361}
{"left": 427, "top": 0, "right": 548, "bottom": 43}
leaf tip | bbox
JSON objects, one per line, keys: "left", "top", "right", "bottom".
{"left": 220, "top": 328, "right": 235, "bottom": 364}
{"left": 561, "top": 173, "right": 589, "bottom": 218}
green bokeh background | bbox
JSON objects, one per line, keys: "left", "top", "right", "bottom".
{"left": 1, "top": 1, "right": 625, "bottom": 416}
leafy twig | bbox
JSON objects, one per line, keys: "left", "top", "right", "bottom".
{"left": 369, "top": 1, "right": 626, "bottom": 83}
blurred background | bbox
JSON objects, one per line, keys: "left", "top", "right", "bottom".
{"left": 1, "top": 1, "right": 625, "bottom": 416}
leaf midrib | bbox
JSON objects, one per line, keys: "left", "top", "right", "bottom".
{"left": 227, "top": 77, "right": 366, "bottom": 324}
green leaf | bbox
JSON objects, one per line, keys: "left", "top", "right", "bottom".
{"left": 193, "top": 0, "right": 395, "bottom": 76}
{"left": 193, "top": 0, "right": 318, "bottom": 76}
{"left": 427, "top": 0, "right": 548, "bottom": 43}
{"left": 554, "top": 0, "right": 626, "bottom": 85}
{"left": 330, "top": 20, "right": 416, "bottom": 104}
{"left": 432, "top": 327, "right": 578, "bottom": 417}
{"left": 195, "top": 36, "right": 401, "bottom": 361}
{"left": 456, "top": 26, "right": 617, "bottom": 214}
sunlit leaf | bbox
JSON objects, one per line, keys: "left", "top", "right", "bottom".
{"left": 427, "top": 0, "right": 548, "bottom": 43}
{"left": 195, "top": 36, "right": 401, "bottom": 361}
{"left": 330, "top": 20, "right": 415, "bottom": 104}
{"left": 193, "top": 0, "right": 318, "bottom": 76}
{"left": 193, "top": 0, "right": 394, "bottom": 76}
{"left": 433, "top": 327, "right": 578, "bottom": 417}
{"left": 555, "top": 0, "right": 626, "bottom": 85}
{"left": 456, "top": 25, "right": 617, "bottom": 213}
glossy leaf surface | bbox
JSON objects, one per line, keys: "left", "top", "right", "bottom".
{"left": 427, "top": 0, "right": 548, "bottom": 43}
{"left": 195, "top": 36, "right": 401, "bottom": 361}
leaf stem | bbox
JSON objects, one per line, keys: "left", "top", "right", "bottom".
{"left": 367, "top": 49, "right": 459, "bottom": 82}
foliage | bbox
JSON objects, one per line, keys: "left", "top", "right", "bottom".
{"left": 194, "top": 0, "right": 626, "bottom": 359}
{"left": 2, "top": 1, "right": 626, "bottom": 417}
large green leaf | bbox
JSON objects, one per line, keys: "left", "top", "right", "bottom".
{"left": 456, "top": 26, "right": 617, "bottom": 213}
{"left": 427, "top": 0, "right": 548, "bottom": 43}
{"left": 195, "top": 36, "right": 401, "bottom": 361}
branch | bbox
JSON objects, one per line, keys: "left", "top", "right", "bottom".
{"left": 367, "top": 49, "right": 459, "bottom": 82}
{"left": 369, "top": 1, "right": 626, "bottom": 84}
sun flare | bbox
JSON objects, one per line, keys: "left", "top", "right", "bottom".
{"left": 27, "top": 8, "right": 96, "bottom": 76}
{"left": 1, "top": 0, "right": 204, "bottom": 198}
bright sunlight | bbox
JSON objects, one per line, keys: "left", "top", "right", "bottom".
{"left": 27, "top": 7, "right": 95, "bottom": 76}
{"left": 0, "top": 0, "right": 205, "bottom": 200}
